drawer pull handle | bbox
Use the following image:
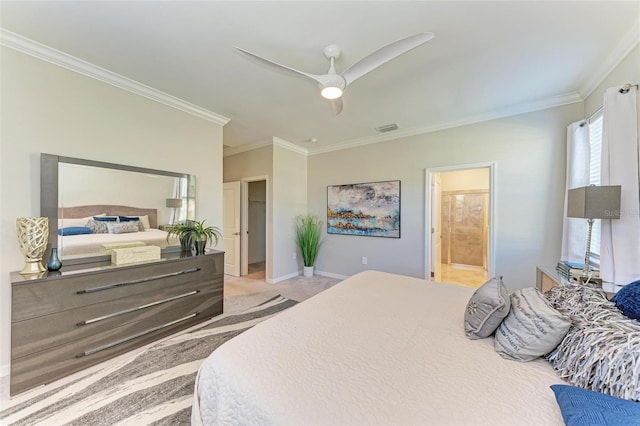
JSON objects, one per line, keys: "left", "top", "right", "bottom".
{"left": 77, "top": 291, "right": 199, "bottom": 326}
{"left": 77, "top": 268, "right": 201, "bottom": 294}
{"left": 78, "top": 312, "right": 198, "bottom": 357}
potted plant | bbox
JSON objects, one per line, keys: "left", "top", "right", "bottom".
{"left": 295, "top": 214, "right": 324, "bottom": 277}
{"left": 166, "top": 219, "right": 222, "bottom": 255}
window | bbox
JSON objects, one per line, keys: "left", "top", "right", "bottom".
{"left": 588, "top": 110, "right": 603, "bottom": 259}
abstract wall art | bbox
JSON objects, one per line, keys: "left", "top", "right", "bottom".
{"left": 327, "top": 180, "right": 400, "bottom": 238}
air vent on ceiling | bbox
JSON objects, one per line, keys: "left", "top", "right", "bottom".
{"left": 375, "top": 123, "right": 399, "bottom": 133}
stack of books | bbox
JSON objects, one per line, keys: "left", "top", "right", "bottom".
{"left": 556, "top": 261, "right": 600, "bottom": 282}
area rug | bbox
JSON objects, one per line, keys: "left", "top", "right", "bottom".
{"left": 0, "top": 295, "right": 297, "bottom": 426}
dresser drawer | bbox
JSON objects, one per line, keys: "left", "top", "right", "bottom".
{"left": 10, "top": 295, "right": 222, "bottom": 395}
{"left": 12, "top": 255, "right": 222, "bottom": 321}
{"left": 12, "top": 277, "right": 222, "bottom": 359}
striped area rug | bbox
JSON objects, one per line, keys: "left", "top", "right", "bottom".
{"left": 0, "top": 295, "right": 297, "bottom": 426}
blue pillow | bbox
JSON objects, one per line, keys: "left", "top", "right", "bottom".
{"left": 118, "top": 216, "right": 139, "bottom": 222}
{"left": 611, "top": 280, "right": 640, "bottom": 320}
{"left": 57, "top": 226, "right": 92, "bottom": 236}
{"left": 551, "top": 385, "right": 640, "bottom": 426}
{"left": 93, "top": 216, "right": 118, "bottom": 222}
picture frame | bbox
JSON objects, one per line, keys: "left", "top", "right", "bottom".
{"left": 327, "top": 180, "right": 400, "bottom": 238}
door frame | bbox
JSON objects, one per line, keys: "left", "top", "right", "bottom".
{"left": 424, "top": 162, "right": 496, "bottom": 281}
{"left": 241, "top": 175, "right": 270, "bottom": 279}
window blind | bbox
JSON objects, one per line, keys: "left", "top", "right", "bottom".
{"left": 588, "top": 111, "right": 603, "bottom": 258}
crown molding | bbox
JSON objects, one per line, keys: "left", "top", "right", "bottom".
{"left": 0, "top": 29, "right": 231, "bottom": 126}
{"left": 308, "top": 91, "right": 583, "bottom": 155}
{"left": 579, "top": 20, "right": 640, "bottom": 99}
{"left": 272, "top": 137, "right": 309, "bottom": 156}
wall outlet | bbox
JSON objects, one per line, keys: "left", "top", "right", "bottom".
{"left": 292, "top": 252, "right": 296, "bottom": 260}
{"left": 361, "top": 256, "right": 367, "bottom": 265}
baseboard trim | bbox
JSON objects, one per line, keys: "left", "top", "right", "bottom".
{"left": 315, "top": 270, "right": 350, "bottom": 280}
{"left": 267, "top": 270, "right": 301, "bottom": 284}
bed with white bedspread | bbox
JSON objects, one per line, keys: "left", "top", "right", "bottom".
{"left": 192, "top": 270, "right": 565, "bottom": 425}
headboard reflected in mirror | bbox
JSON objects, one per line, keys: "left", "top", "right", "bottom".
{"left": 41, "top": 153, "right": 196, "bottom": 263}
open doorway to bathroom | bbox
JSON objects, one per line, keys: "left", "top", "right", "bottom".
{"left": 426, "top": 163, "right": 495, "bottom": 288}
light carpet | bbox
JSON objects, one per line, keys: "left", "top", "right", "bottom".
{"left": 0, "top": 295, "right": 297, "bottom": 426}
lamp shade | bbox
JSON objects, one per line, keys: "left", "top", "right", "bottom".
{"left": 166, "top": 198, "right": 183, "bottom": 208}
{"left": 567, "top": 185, "right": 621, "bottom": 219}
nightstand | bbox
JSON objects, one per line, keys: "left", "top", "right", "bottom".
{"left": 159, "top": 224, "right": 175, "bottom": 232}
{"left": 536, "top": 265, "right": 617, "bottom": 299}
{"left": 536, "top": 266, "right": 570, "bottom": 293}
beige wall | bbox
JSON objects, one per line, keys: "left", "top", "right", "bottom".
{"left": 584, "top": 44, "right": 640, "bottom": 118}
{"left": 272, "top": 144, "right": 308, "bottom": 280}
{"left": 222, "top": 144, "right": 308, "bottom": 282}
{"left": 440, "top": 168, "right": 490, "bottom": 192}
{"left": 0, "top": 47, "right": 225, "bottom": 375}
{"left": 223, "top": 145, "right": 273, "bottom": 280}
{"left": 308, "top": 103, "right": 583, "bottom": 286}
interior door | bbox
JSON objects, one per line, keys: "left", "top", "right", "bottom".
{"left": 223, "top": 181, "right": 241, "bottom": 276}
{"left": 431, "top": 174, "right": 442, "bottom": 281}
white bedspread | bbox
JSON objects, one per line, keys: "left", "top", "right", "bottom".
{"left": 59, "top": 228, "right": 177, "bottom": 256}
{"left": 193, "top": 270, "right": 565, "bottom": 425}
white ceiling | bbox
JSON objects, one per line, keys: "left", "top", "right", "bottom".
{"left": 1, "top": 1, "right": 639, "bottom": 154}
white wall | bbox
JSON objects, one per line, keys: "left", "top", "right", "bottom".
{"left": 0, "top": 47, "right": 224, "bottom": 376}
{"left": 272, "top": 144, "right": 308, "bottom": 281}
{"left": 308, "top": 103, "right": 583, "bottom": 288}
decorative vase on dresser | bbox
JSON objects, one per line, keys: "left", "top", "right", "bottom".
{"left": 10, "top": 249, "right": 224, "bottom": 395}
{"left": 46, "top": 247, "right": 62, "bottom": 271}
{"left": 16, "top": 217, "right": 49, "bottom": 275}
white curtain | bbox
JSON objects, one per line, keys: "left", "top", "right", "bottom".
{"left": 561, "top": 121, "right": 590, "bottom": 263}
{"left": 600, "top": 85, "right": 639, "bottom": 285}
{"left": 169, "top": 177, "right": 185, "bottom": 225}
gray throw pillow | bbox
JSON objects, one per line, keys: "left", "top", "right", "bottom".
{"left": 494, "top": 287, "right": 571, "bottom": 361}
{"left": 85, "top": 218, "right": 108, "bottom": 234}
{"left": 464, "top": 276, "right": 511, "bottom": 339}
{"left": 106, "top": 221, "right": 140, "bottom": 234}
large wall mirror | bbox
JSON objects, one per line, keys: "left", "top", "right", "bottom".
{"left": 41, "top": 153, "right": 196, "bottom": 262}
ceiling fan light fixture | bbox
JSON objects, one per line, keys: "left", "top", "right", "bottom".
{"left": 321, "top": 86, "right": 343, "bottom": 99}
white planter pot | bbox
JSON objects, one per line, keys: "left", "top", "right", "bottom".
{"left": 303, "top": 266, "right": 314, "bottom": 277}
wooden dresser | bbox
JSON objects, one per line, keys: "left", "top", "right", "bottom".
{"left": 10, "top": 250, "right": 223, "bottom": 395}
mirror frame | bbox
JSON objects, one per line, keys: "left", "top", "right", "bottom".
{"left": 41, "top": 153, "right": 195, "bottom": 266}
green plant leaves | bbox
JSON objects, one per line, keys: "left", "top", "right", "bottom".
{"left": 295, "top": 214, "right": 324, "bottom": 267}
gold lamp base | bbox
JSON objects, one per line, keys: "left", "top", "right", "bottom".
{"left": 20, "top": 259, "right": 46, "bottom": 275}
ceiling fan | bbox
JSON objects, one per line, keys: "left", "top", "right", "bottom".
{"left": 235, "top": 32, "right": 435, "bottom": 115}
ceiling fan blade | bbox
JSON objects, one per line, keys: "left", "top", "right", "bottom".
{"left": 235, "top": 47, "right": 323, "bottom": 84}
{"left": 328, "top": 97, "right": 343, "bottom": 116}
{"left": 341, "top": 32, "right": 435, "bottom": 86}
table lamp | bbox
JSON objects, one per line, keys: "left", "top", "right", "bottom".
{"left": 567, "top": 185, "right": 621, "bottom": 278}
{"left": 166, "top": 198, "right": 183, "bottom": 225}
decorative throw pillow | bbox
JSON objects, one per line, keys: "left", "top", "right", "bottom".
{"left": 93, "top": 216, "right": 118, "bottom": 222}
{"left": 122, "top": 214, "right": 151, "bottom": 229}
{"left": 118, "top": 216, "right": 144, "bottom": 231}
{"left": 86, "top": 218, "right": 109, "bottom": 234}
{"left": 494, "top": 287, "right": 571, "bottom": 361}
{"left": 57, "top": 226, "right": 92, "bottom": 236}
{"left": 464, "top": 276, "right": 511, "bottom": 339}
{"left": 550, "top": 385, "right": 640, "bottom": 426}
{"left": 106, "top": 221, "right": 140, "bottom": 234}
{"left": 611, "top": 280, "right": 640, "bottom": 321}
{"left": 545, "top": 284, "right": 640, "bottom": 401}
{"left": 58, "top": 215, "right": 96, "bottom": 228}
